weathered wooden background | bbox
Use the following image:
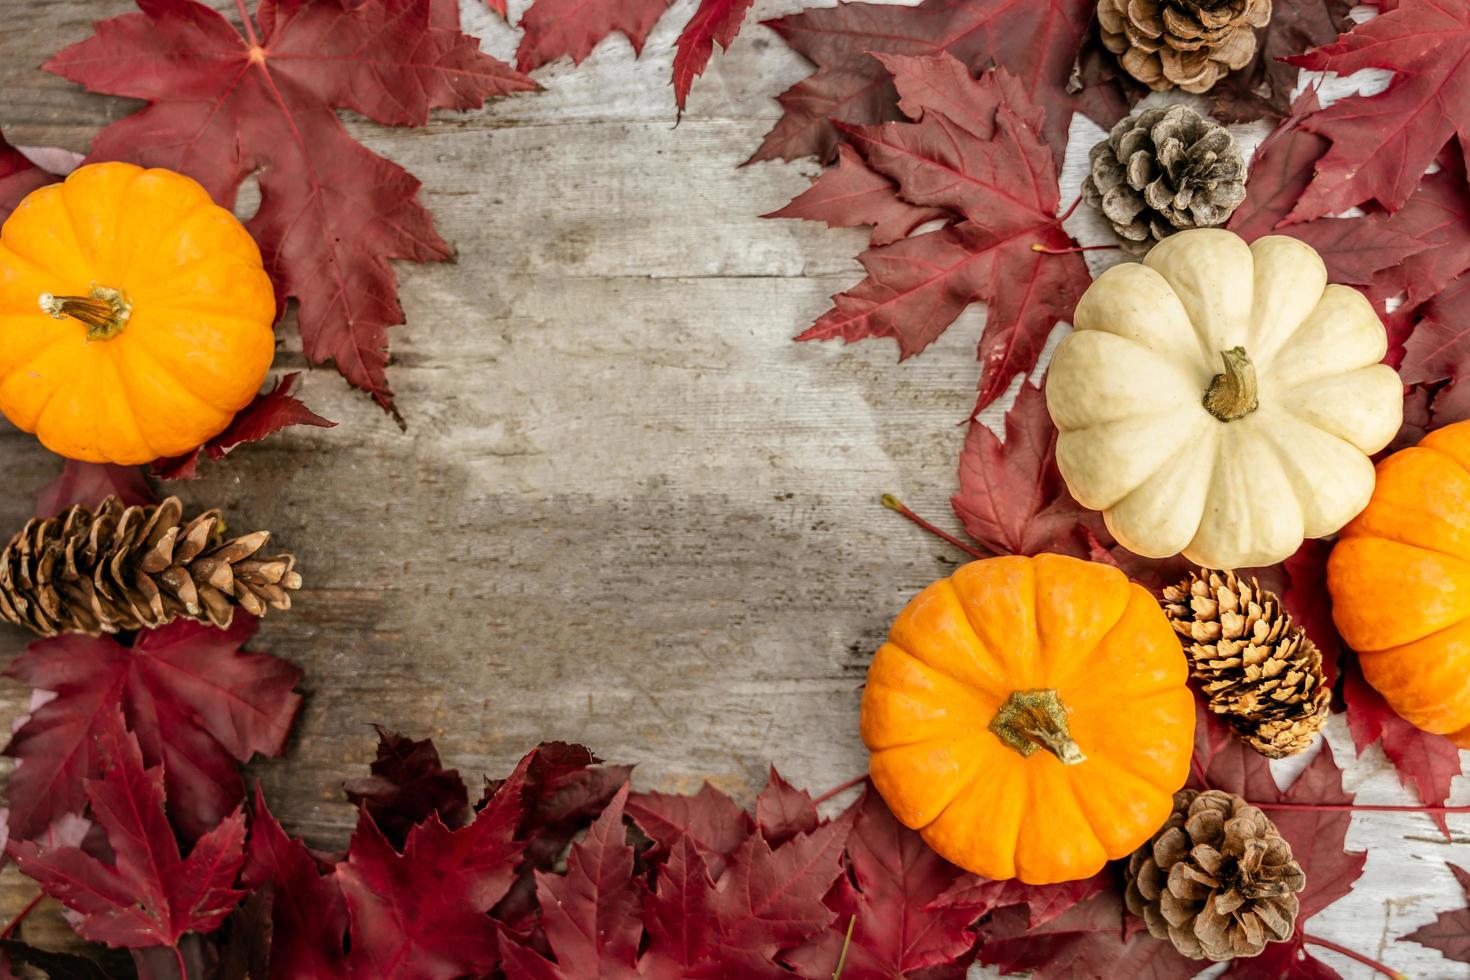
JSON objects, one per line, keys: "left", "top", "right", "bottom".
{"left": 0, "top": 0, "right": 1466, "bottom": 975}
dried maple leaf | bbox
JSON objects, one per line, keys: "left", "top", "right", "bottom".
{"left": 1401, "top": 272, "right": 1470, "bottom": 391}
{"left": 1343, "top": 662, "right": 1463, "bottom": 838}
{"left": 782, "top": 788, "right": 980, "bottom": 978}
{"left": 0, "top": 941, "right": 110, "bottom": 980}
{"left": 672, "top": 0, "right": 756, "bottom": 110}
{"left": 764, "top": 144, "right": 948, "bottom": 246}
{"left": 336, "top": 760, "right": 528, "bottom": 978}
{"left": 753, "top": 0, "right": 1121, "bottom": 165}
{"left": 933, "top": 870, "right": 1108, "bottom": 930}
{"left": 513, "top": 0, "right": 672, "bottom": 72}
{"left": 509, "top": 784, "right": 643, "bottom": 976}
{"left": 638, "top": 809, "right": 855, "bottom": 973}
{"left": 1367, "top": 148, "right": 1470, "bottom": 309}
{"left": 1207, "top": 0, "right": 1353, "bottom": 123}
{"left": 1286, "top": 0, "right": 1470, "bottom": 221}
{"left": 3, "top": 618, "right": 301, "bottom": 843}
{"left": 1279, "top": 540, "right": 1341, "bottom": 687}
{"left": 979, "top": 886, "right": 1205, "bottom": 979}
{"left": 12, "top": 713, "right": 247, "bottom": 951}
{"left": 152, "top": 374, "right": 336, "bottom": 481}
{"left": 343, "top": 725, "right": 471, "bottom": 846}
{"left": 793, "top": 56, "right": 1088, "bottom": 412}
{"left": 240, "top": 791, "right": 350, "bottom": 977}
{"left": 1402, "top": 862, "right": 1470, "bottom": 964}
{"left": 46, "top": 0, "right": 537, "bottom": 417}
{"left": 628, "top": 782, "right": 755, "bottom": 878}
{"left": 753, "top": 768, "right": 818, "bottom": 848}
{"left": 35, "top": 460, "right": 157, "bottom": 519}
{"left": 1226, "top": 90, "right": 1428, "bottom": 286}
{"left": 492, "top": 741, "right": 633, "bottom": 928}
{"left": 951, "top": 379, "right": 1100, "bottom": 558}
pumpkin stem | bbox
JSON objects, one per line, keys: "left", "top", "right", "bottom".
{"left": 989, "top": 689, "right": 1086, "bottom": 765}
{"left": 1202, "top": 346, "right": 1258, "bottom": 421}
{"left": 39, "top": 285, "right": 132, "bottom": 341}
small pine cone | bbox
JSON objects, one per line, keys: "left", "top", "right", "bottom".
{"left": 1163, "top": 569, "right": 1330, "bottom": 758}
{"left": 0, "top": 496, "right": 301, "bottom": 638}
{"left": 1083, "top": 104, "right": 1246, "bottom": 254}
{"left": 1126, "top": 789, "right": 1305, "bottom": 960}
{"left": 1097, "top": 0, "right": 1272, "bottom": 94}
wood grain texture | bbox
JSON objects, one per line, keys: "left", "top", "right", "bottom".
{"left": 0, "top": 1, "right": 1464, "bottom": 976}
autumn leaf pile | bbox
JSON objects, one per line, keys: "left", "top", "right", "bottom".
{"left": 772, "top": 0, "right": 1470, "bottom": 885}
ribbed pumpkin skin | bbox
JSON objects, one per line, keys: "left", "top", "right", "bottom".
{"left": 860, "top": 553, "right": 1194, "bottom": 884}
{"left": 1329, "top": 420, "right": 1470, "bottom": 747}
{"left": 0, "top": 162, "right": 275, "bottom": 463}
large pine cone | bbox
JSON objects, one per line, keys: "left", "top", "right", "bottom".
{"left": 0, "top": 496, "right": 301, "bottom": 637}
{"left": 1083, "top": 105, "right": 1245, "bottom": 254}
{"left": 1163, "top": 570, "right": 1330, "bottom": 758}
{"left": 1126, "top": 789, "right": 1305, "bottom": 961}
{"left": 1099, "top": 0, "right": 1272, "bottom": 94}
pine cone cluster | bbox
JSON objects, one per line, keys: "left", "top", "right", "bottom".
{"left": 1163, "top": 569, "right": 1330, "bottom": 758}
{"left": 0, "top": 496, "right": 301, "bottom": 637}
{"left": 1098, "top": 0, "right": 1272, "bottom": 94}
{"left": 1126, "top": 789, "right": 1305, "bottom": 960}
{"left": 1083, "top": 105, "right": 1246, "bottom": 254}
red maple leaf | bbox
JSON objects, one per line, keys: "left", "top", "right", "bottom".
{"left": 753, "top": 768, "right": 818, "bottom": 848}
{"left": 507, "top": 784, "right": 642, "bottom": 976}
{"left": 1226, "top": 90, "right": 1428, "bottom": 286}
{"left": 152, "top": 374, "right": 336, "bottom": 481}
{"left": 46, "top": 0, "right": 537, "bottom": 417}
{"left": 1286, "top": 0, "right": 1470, "bottom": 221}
{"left": 0, "top": 620, "right": 301, "bottom": 846}
{"left": 751, "top": 0, "right": 1120, "bottom": 165}
{"left": 1367, "top": 148, "right": 1470, "bottom": 309}
{"left": 672, "top": 0, "right": 756, "bottom": 110}
{"left": 782, "top": 788, "right": 980, "bottom": 978}
{"left": 1343, "top": 663, "right": 1463, "bottom": 838}
{"left": 792, "top": 55, "right": 1088, "bottom": 412}
{"left": 343, "top": 725, "right": 472, "bottom": 846}
{"left": 513, "top": 0, "right": 672, "bottom": 73}
{"left": 11, "top": 713, "right": 247, "bottom": 951}
{"left": 335, "top": 761, "right": 528, "bottom": 978}
{"left": 240, "top": 790, "right": 350, "bottom": 976}
{"left": 932, "top": 870, "right": 1108, "bottom": 930}
{"left": 1279, "top": 540, "right": 1342, "bottom": 687}
{"left": 637, "top": 809, "right": 854, "bottom": 973}
{"left": 627, "top": 782, "right": 755, "bottom": 878}
{"left": 978, "top": 886, "right": 1205, "bottom": 979}
{"left": 951, "top": 379, "right": 1100, "bottom": 558}
{"left": 35, "top": 460, "right": 157, "bottom": 519}
{"left": 3, "top": 618, "right": 301, "bottom": 843}
{"left": 764, "top": 144, "right": 948, "bottom": 246}
{"left": 1401, "top": 862, "right": 1470, "bottom": 964}
{"left": 1206, "top": 0, "right": 1354, "bottom": 123}
{"left": 1401, "top": 272, "right": 1470, "bottom": 390}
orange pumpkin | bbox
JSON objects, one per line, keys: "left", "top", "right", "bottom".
{"left": 0, "top": 162, "right": 276, "bottom": 464}
{"left": 860, "top": 553, "right": 1194, "bottom": 884}
{"left": 1329, "top": 419, "right": 1470, "bottom": 746}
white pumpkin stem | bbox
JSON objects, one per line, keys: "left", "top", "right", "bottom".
{"left": 39, "top": 285, "right": 132, "bottom": 341}
{"left": 990, "top": 689, "right": 1086, "bottom": 765}
{"left": 1203, "top": 346, "right": 1259, "bottom": 422}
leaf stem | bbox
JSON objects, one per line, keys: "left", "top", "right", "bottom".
{"left": 1059, "top": 194, "right": 1082, "bottom": 222}
{"left": 173, "top": 943, "right": 188, "bottom": 980}
{"left": 1303, "top": 934, "right": 1406, "bottom": 979}
{"left": 1031, "top": 242, "right": 1121, "bottom": 255}
{"left": 233, "top": 0, "right": 259, "bottom": 47}
{"left": 0, "top": 893, "right": 42, "bottom": 940}
{"left": 1256, "top": 801, "right": 1470, "bottom": 815}
{"left": 813, "top": 774, "right": 867, "bottom": 807}
{"left": 832, "top": 915, "right": 856, "bottom": 980}
{"left": 880, "top": 495, "right": 986, "bottom": 561}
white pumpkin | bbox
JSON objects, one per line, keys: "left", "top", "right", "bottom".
{"left": 1046, "top": 229, "right": 1402, "bottom": 570}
